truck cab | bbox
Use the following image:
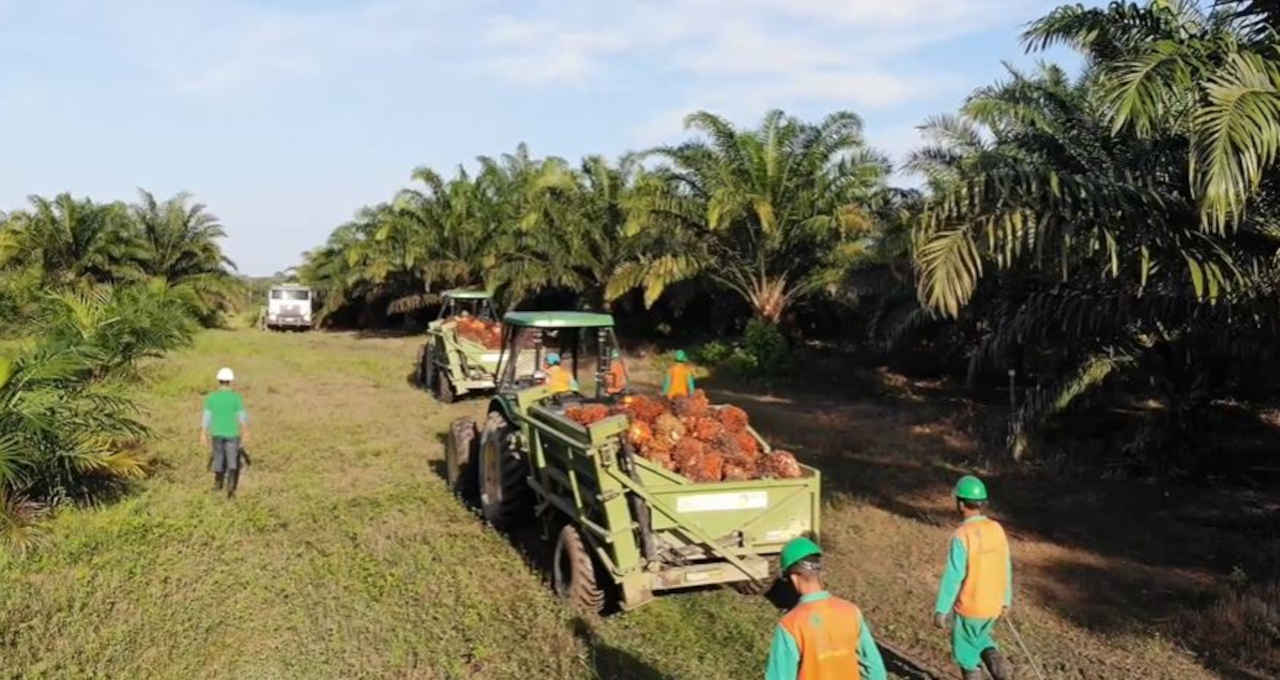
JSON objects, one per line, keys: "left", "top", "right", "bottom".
{"left": 265, "top": 284, "right": 313, "bottom": 331}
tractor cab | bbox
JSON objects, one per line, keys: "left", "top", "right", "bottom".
{"left": 494, "top": 311, "right": 626, "bottom": 407}
{"left": 435, "top": 289, "right": 497, "bottom": 323}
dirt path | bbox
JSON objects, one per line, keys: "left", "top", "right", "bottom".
{"left": 0, "top": 330, "right": 1228, "bottom": 679}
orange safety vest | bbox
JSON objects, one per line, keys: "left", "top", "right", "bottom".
{"left": 664, "top": 363, "right": 692, "bottom": 398}
{"left": 606, "top": 362, "right": 628, "bottom": 394}
{"left": 778, "top": 596, "right": 862, "bottom": 680}
{"left": 954, "top": 517, "right": 1010, "bottom": 619}
{"left": 545, "top": 365, "right": 573, "bottom": 393}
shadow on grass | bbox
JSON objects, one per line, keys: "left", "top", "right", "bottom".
{"left": 571, "top": 618, "right": 674, "bottom": 680}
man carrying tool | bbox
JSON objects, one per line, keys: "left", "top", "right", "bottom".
{"left": 542, "top": 353, "right": 578, "bottom": 394}
{"left": 934, "top": 475, "right": 1014, "bottom": 680}
{"left": 200, "top": 367, "right": 249, "bottom": 499}
{"left": 661, "top": 349, "right": 695, "bottom": 398}
{"left": 605, "top": 349, "right": 628, "bottom": 396}
{"left": 766, "top": 537, "right": 887, "bottom": 680}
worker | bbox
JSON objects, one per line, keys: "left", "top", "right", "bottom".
{"left": 200, "top": 367, "right": 249, "bottom": 499}
{"left": 542, "top": 353, "right": 578, "bottom": 394}
{"left": 605, "top": 349, "right": 629, "bottom": 396}
{"left": 933, "top": 475, "right": 1014, "bottom": 680}
{"left": 766, "top": 537, "right": 887, "bottom": 680}
{"left": 661, "top": 349, "right": 695, "bottom": 398}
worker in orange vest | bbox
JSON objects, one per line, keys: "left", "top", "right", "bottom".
{"left": 661, "top": 350, "right": 695, "bottom": 398}
{"left": 542, "top": 353, "right": 578, "bottom": 394}
{"left": 934, "top": 475, "right": 1013, "bottom": 680}
{"left": 604, "top": 349, "right": 628, "bottom": 396}
{"left": 765, "top": 537, "right": 887, "bottom": 680}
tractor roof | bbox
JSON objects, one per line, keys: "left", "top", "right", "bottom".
{"left": 443, "top": 288, "right": 491, "bottom": 300}
{"left": 502, "top": 311, "right": 615, "bottom": 328}
{"left": 271, "top": 283, "right": 310, "bottom": 289}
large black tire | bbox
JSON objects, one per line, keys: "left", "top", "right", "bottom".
{"left": 445, "top": 416, "right": 479, "bottom": 501}
{"left": 732, "top": 565, "right": 777, "bottom": 596}
{"left": 553, "top": 523, "right": 606, "bottom": 615}
{"left": 436, "top": 370, "right": 455, "bottom": 403}
{"left": 478, "top": 412, "right": 530, "bottom": 529}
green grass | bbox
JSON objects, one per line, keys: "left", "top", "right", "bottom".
{"left": 0, "top": 329, "right": 1229, "bottom": 678}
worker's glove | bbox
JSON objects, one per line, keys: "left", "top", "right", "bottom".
{"left": 933, "top": 612, "right": 952, "bottom": 629}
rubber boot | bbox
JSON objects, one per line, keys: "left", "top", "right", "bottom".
{"left": 961, "top": 667, "right": 984, "bottom": 680}
{"left": 225, "top": 468, "right": 239, "bottom": 499}
{"left": 213, "top": 472, "right": 224, "bottom": 490}
{"left": 982, "top": 648, "right": 1014, "bottom": 680}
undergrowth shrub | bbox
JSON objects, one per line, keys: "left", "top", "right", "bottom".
{"left": 0, "top": 280, "right": 200, "bottom": 552}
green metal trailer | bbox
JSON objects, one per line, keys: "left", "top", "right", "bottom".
{"left": 445, "top": 311, "right": 821, "bottom": 612}
{"left": 417, "top": 289, "right": 501, "bottom": 402}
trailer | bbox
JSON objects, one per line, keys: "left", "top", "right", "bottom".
{"left": 417, "top": 289, "right": 501, "bottom": 402}
{"left": 445, "top": 311, "right": 821, "bottom": 612}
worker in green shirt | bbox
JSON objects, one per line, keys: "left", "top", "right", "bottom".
{"left": 765, "top": 537, "right": 887, "bottom": 680}
{"left": 201, "top": 367, "right": 249, "bottom": 498}
{"left": 933, "top": 475, "right": 1013, "bottom": 680}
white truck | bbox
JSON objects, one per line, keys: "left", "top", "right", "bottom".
{"left": 264, "top": 284, "right": 313, "bottom": 331}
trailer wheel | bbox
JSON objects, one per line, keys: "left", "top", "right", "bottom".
{"left": 436, "top": 371, "right": 455, "bottom": 403}
{"left": 553, "top": 524, "right": 605, "bottom": 614}
{"left": 732, "top": 567, "right": 777, "bottom": 596}
{"left": 445, "top": 417, "right": 479, "bottom": 501}
{"left": 478, "top": 412, "right": 530, "bottom": 528}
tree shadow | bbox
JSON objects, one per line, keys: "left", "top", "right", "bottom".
{"left": 570, "top": 618, "right": 675, "bottom": 680}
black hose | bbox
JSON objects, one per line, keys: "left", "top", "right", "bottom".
{"left": 619, "top": 438, "right": 656, "bottom": 561}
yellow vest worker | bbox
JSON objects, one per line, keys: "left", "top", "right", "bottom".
{"left": 933, "top": 475, "right": 1014, "bottom": 680}
{"left": 542, "top": 353, "right": 578, "bottom": 394}
{"left": 661, "top": 350, "right": 695, "bottom": 398}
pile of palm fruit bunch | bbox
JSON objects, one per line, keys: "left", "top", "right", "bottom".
{"left": 565, "top": 403, "right": 610, "bottom": 426}
{"left": 610, "top": 390, "right": 804, "bottom": 481}
{"left": 453, "top": 316, "right": 502, "bottom": 349}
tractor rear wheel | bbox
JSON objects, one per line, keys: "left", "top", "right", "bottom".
{"left": 478, "top": 412, "right": 530, "bottom": 529}
{"left": 445, "top": 417, "right": 479, "bottom": 501}
{"left": 553, "top": 523, "right": 606, "bottom": 615}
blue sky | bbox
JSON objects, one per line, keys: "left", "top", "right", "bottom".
{"left": 0, "top": 0, "right": 1091, "bottom": 275}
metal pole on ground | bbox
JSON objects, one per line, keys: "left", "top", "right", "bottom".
{"left": 1005, "top": 613, "right": 1047, "bottom": 680}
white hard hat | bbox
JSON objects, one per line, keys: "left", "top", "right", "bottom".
{"left": 216, "top": 367, "right": 235, "bottom": 382}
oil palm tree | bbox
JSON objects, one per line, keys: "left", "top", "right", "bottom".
{"left": 609, "top": 110, "right": 893, "bottom": 324}
{"left": 0, "top": 194, "right": 143, "bottom": 285}
{"left": 131, "top": 190, "right": 237, "bottom": 322}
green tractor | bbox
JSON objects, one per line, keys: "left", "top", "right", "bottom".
{"left": 445, "top": 311, "right": 821, "bottom": 613}
{"left": 416, "top": 289, "right": 501, "bottom": 402}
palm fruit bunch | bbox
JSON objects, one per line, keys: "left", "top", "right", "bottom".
{"left": 565, "top": 403, "right": 610, "bottom": 426}
{"left": 455, "top": 316, "right": 502, "bottom": 349}
{"left": 762, "top": 450, "right": 803, "bottom": 479}
{"left": 640, "top": 434, "right": 675, "bottom": 470}
{"left": 652, "top": 413, "right": 686, "bottom": 445}
{"left": 619, "top": 389, "right": 806, "bottom": 480}
{"left": 718, "top": 405, "right": 750, "bottom": 433}
{"left": 671, "top": 389, "right": 711, "bottom": 418}
{"left": 626, "top": 420, "right": 653, "bottom": 447}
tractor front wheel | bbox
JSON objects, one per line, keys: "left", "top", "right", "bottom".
{"left": 478, "top": 412, "right": 530, "bottom": 529}
{"left": 553, "top": 523, "right": 606, "bottom": 615}
{"left": 445, "top": 417, "right": 479, "bottom": 502}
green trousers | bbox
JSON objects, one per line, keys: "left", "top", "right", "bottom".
{"left": 952, "top": 614, "right": 998, "bottom": 670}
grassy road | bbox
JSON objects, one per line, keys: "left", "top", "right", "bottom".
{"left": 0, "top": 329, "right": 1222, "bottom": 678}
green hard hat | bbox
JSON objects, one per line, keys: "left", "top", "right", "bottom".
{"left": 674, "top": 349, "right": 688, "bottom": 362}
{"left": 779, "top": 537, "right": 822, "bottom": 573}
{"left": 545, "top": 352, "right": 561, "bottom": 365}
{"left": 611, "top": 349, "right": 620, "bottom": 359}
{"left": 954, "top": 475, "right": 988, "bottom": 501}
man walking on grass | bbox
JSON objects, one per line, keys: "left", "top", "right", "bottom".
{"left": 934, "top": 475, "right": 1014, "bottom": 680}
{"left": 766, "top": 537, "right": 887, "bottom": 680}
{"left": 201, "top": 367, "right": 249, "bottom": 498}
